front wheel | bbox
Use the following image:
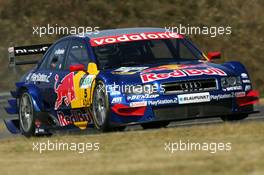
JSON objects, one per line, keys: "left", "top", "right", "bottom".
{"left": 92, "top": 81, "right": 112, "bottom": 132}
{"left": 19, "top": 92, "right": 36, "bottom": 137}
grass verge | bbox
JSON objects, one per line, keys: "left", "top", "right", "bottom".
{"left": 0, "top": 121, "right": 264, "bottom": 175}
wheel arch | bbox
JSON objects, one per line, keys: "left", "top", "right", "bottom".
{"left": 16, "top": 85, "right": 43, "bottom": 112}
{"left": 222, "top": 61, "right": 249, "bottom": 75}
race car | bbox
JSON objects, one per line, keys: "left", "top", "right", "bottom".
{"left": 4, "top": 27, "right": 259, "bottom": 137}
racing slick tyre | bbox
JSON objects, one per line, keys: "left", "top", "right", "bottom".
{"left": 141, "top": 121, "right": 170, "bottom": 129}
{"left": 220, "top": 114, "right": 248, "bottom": 121}
{"left": 19, "top": 92, "right": 36, "bottom": 137}
{"left": 92, "top": 81, "right": 112, "bottom": 132}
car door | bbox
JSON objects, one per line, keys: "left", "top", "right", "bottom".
{"left": 34, "top": 39, "right": 70, "bottom": 111}
{"left": 64, "top": 38, "right": 94, "bottom": 109}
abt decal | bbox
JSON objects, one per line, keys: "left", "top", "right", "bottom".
{"left": 54, "top": 73, "right": 76, "bottom": 110}
{"left": 111, "top": 97, "right": 122, "bottom": 104}
{"left": 141, "top": 68, "right": 227, "bottom": 83}
{"left": 90, "top": 32, "right": 183, "bottom": 46}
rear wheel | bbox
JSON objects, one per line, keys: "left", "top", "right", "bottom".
{"left": 220, "top": 114, "right": 248, "bottom": 121}
{"left": 19, "top": 92, "right": 36, "bottom": 137}
{"left": 141, "top": 121, "right": 170, "bottom": 129}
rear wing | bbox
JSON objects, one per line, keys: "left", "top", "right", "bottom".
{"left": 8, "top": 44, "right": 52, "bottom": 67}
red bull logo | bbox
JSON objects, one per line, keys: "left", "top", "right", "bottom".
{"left": 142, "top": 64, "right": 208, "bottom": 73}
{"left": 141, "top": 67, "right": 227, "bottom": 83}
{"left": 54, "top": 72, "right": 76, "bottom": 110}
{"left": 57, "top": 110, "right": 93, "bottom": 126}
{"left": 142, "top": 64, "right": 188, "bottom": 73}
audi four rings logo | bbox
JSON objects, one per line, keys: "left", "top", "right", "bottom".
{"left": 180, "top": 82, "right": 202, "bottom": 91}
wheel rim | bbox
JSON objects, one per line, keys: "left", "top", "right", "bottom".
{"left": 93, "top": 84, "right": 107, "bottom": 127}
{"left": 19, "top": 94, "right": 33, "bottom": 132}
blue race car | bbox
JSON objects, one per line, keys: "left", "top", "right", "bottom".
{"left": 5, "top": 27, "right": 259, "bottom": 137}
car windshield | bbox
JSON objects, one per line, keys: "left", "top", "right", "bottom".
{"left": 93, "top": 38, "right": 204, "bottom": 69}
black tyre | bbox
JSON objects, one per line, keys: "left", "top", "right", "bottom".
{"left": 92, "top": 81, "right": 112, "bottom": 132}
{"left": 141, "top": 121, "right": 170, "bottom": 129}
{"left": 19, "top": 92, "right": 36, "bottom": 137}
{"left": 220, "top": 114, "right": 248, "bottom": 121}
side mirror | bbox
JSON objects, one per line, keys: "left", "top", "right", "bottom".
{"left": 87, "top": 62, "right": 99, "bottom": 75}
{"left": 70, "top": 64, "right": 85, "bottom": 72}
{"left": 207, "top": 52, "right": 221, "bottom": 61}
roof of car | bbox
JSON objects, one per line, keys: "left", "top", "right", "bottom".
{"left": 83, "top": 27, "right": 167, "bottom": 39}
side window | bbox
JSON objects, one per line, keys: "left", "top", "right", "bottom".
{"left": 65, "top": 39, "right": 90, "bottom": 70}
{"left": 38, "top": 47, "right": 53, "bottom": 70}
{"left": 47, "top": 41, "right": 68, "bottom": 70}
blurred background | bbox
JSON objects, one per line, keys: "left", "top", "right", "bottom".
{"left": 0, "top": 0, "right": 263, "bottom": 95}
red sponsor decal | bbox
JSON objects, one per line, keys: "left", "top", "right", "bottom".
{"left": 54, "top": 72, "right": 76, "bottom": 110}
{"left": 141, "top": 68, "right": 227, "bottom": 83}
{"left": 142, "top": 65, "right": 189, "bottom": 73}
{"left": 141, "top": 64, "right": 209, "bottom": 73}
{"left": 57, "top": 110, "right": 93, "bottom": 126}
{"left": 183, "top": 68, "right": 226, "bottom": 76}
{"left": 57, "top": 112, "right": 71, "bottom": 126}
{"left": 90, "top": 32, "right": 183, "bottom": 46}
{"left": 141, "top": 70, "right": 186, "bottom": 82}
{"left": 184, "top": 69, "right": 203, "bottom": 76}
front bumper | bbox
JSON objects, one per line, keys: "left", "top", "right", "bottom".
{"left": 152, "top": 100, "right": 255, "bottom": 121}
{"left": 110, "top": 90, "right": 259, "bottom": 125}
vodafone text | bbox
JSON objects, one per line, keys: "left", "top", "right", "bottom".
{"left": 90, "top": 32, "right": 183, "bottom": 46}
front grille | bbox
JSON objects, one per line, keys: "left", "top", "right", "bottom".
{"left": 153, "top": 100, "right": 232, "bottom": 121}
{"left": 162, "top": 78, "right": 217, "bottom": 94}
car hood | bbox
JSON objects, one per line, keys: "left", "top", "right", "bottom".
{"left": 100, "top": 61, "right": 239, "bottom": 85}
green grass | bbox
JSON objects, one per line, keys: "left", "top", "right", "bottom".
{"left": 0, "top": 121, "right": 264, "bottom": 175}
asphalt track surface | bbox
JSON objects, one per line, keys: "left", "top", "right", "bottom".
{"left": 0, "top": 92, "right": 263, "bottom": 139}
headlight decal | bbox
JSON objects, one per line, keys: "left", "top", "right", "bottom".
{"left": 221, "top": 76, "right": 242, "bottom": 91}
